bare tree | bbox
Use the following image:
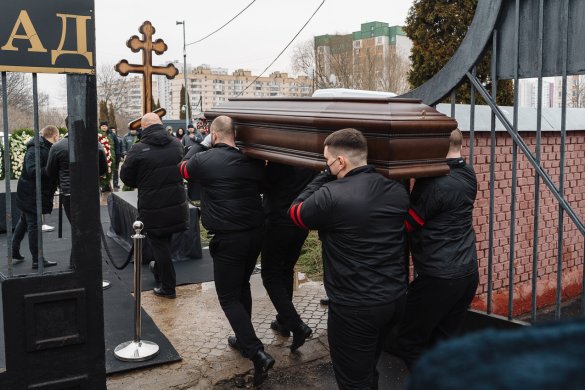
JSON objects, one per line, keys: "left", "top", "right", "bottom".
{"left": 291, "top": 39, "right": 328, "bottom": 91}
{"left": 569, "top": 75, "right": 585, "bottom": 108}
{"left": 379, "top": 49, "right": 410, "bottom": 94}
{"left": 0, "top": 73, "right": 34, "bottom": 111}
{"left": 97, "top": 63, "right": 131, "bottom": 116}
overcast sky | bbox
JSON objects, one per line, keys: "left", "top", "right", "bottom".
{"left": 39, "top": 0, "right": 414, "bottom": 105}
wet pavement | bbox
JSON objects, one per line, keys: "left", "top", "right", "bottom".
{"left": 107, "top": 277, "right": 332, "bottom": 389}
{"left": 105, "top": 274, "right": 409, "bottom": 389}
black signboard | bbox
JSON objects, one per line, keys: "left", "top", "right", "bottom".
{"left": 0, "top": 0, "right": 95, "bottom": 74}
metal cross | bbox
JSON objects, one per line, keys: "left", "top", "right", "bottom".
{"left": 115, "top": 21, "right": 178, "bottom": 116}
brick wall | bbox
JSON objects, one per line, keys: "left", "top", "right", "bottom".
{"left": 459, "top": 131, "right": 585, "bottom": 317}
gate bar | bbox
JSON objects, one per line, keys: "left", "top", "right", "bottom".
{"left": 487, "top": 30, "right": 498, "bottom": 314}
{"left": 508, "top": 0, "right": 521, "bottom": 320}
{"left": 32, "top": 74, "right": 44, "bottom": 274}
{"left": 531, "top": 0, "right": 545, "bottom": 322}
{"left": 555, "top": 0, "right": 570, "bottom": 320}
{"left": 469, "top": 66, "right": 476, "bottom": 165}
{"left": 2, "top": 72, "right": 13, "bottom": 277}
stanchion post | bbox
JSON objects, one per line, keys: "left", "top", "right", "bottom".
{"left": 114, "top": 220, "right": 159, "bottom": 361}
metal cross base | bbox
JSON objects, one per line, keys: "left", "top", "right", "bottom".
{"left": 102, "top": 280, "right": 111, "bottom": 290}
{"left": 114, "top": 340, "right": 159, "bottom": 362}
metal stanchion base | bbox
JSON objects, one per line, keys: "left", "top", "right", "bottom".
{"left": 102, "top": 280, "right": 111, "bottom": 290}
{"left": 114, "top": 340, "right": 159, "bottom": 362}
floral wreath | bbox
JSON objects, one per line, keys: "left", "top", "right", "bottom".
{"left": 98, "top": 132, "right": 112, "bottom": 176}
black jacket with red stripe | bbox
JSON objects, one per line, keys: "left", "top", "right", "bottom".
{"left": 179, "top": 143, "right": 264, "bottom": 234}
{"left": 290, "top": 165, "right": 409, "bottom": 306}
{"left": 405, "top": 158, "right": 478, "bottom": 279}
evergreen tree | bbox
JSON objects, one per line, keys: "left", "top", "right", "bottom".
{"left": 405, "top": 0, "right": 513, "bottom": 105}
{"left": 179, "top": 85, "right": 191, "bottom": 120}
{"left": 98, "top": 100, "right": 108, "bottom": 123}
{"left": 156, "top": 98, "right": 161, "bottom": 110}
{"left": 107, "top": 102, "right": 117, "bottom": 129}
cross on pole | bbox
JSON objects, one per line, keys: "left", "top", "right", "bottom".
{"left": 115, "top": 21, "right": 178, "bottom": 116}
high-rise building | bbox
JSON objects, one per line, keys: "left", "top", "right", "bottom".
{"left": 314, "top": 22, "right": 411, "bottom": 92}
{"left": 160, "top": 65, "right": 313, "bottom": 118}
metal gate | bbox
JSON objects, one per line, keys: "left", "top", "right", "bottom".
{"left": 0, "top": 1, "right": 105, "bottom": 389}
{"left": 403, "top": 0, "right": 585, "bottom": 324}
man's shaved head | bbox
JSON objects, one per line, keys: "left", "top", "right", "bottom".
{"left": 141, "top": 112, "right": 162, "bottom": 129}
{"left": 210, "top": 115, "right": 235, "bottom": 143}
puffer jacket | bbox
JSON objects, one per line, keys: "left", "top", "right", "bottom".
{"left": 120, "top": 124, "right": 188, "bottom": 236}
{"left": 16, "top": 137, "right": 57, "bottom": 214}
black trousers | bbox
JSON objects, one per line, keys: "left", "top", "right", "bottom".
{"left": 396, "top": 272, "right": 479, "bottom": 369}
{"left": 62, "top": 194, "right": 71, "bottom": 223}
{"left": 261, "top": 224, "right": 308, "bottom": 331}
{"left": 329, "top": 296, "right": 405, "bottom": 390}
{"left": 112, "top": 158, "right": 120, "bottom": 187}
{"left": 148, "top": 234, "right": 176, "bottom": 291}
{"left": 210, "top": 227, "right": 264, "bottom": 358}
{"left": 13, "top": 211, "right": 39, "bottom": 262}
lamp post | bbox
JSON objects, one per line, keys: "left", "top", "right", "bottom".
{"left": 176, "top": 20, "right": 188, "bottom": 130}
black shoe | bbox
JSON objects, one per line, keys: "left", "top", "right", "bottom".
{"left": 252, "top": 349, "right": 275, "bottom": 386}
{"left": 270, "top": 319, "right": 291, "bottom": 337}
{"left": 32, "top": 260, "right": 57, "bottom": 269}
{"left": 12, "top": 251, "right": 24, "bottom": 262}
{"left": 227, "top": 336, "right": 241, "bottom": 352}
{"left": 290, "top": 323, "right": 313, "bottom": 352}
{"left": 153, "top": 286, "right": 176, "bottom": 299}
{"left": 149, "top": 261, "right": 160, "bottom": 283}
{"left": 320, "top": 297, "right": 330, "bottom": 305}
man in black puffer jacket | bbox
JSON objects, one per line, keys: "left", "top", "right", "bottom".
{"left": 46, "top": 128, "right": 108, "bottom": 222}
{"left": 289, "top": 128, "right": 409, "bottom": 390}
{"left": 179, "top": 115, "right": 274, "bottom": 387}
{"left": 121, "top": 113, "right": 188, "bottom": 298}
{"left": 13, "top": 125, "right": 60, "bottom": 268}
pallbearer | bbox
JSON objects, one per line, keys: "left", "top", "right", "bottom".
{"left": 179, "top": 115, "right": 274, "bottom": 386}
{"left": 289, "top": 128, "right": 409, "bottom": 389}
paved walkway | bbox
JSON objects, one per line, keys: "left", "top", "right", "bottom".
{"left": 107, "top": 277, "right": 333, "bottom": 389}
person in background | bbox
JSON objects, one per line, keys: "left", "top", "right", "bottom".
{"left": 109, "top": 127, "right": 123, "bottom": 190}
{"left": 396, "top": 129, "right": 479, "bottom": 370}
{"left": 122, "top": 127, "right": 138, "bottom": 159}
{"left": 13, "top": 125, "right": 60, "bottom": 268}
{"left": 166, "top": 125, "right": 174, "bottom": 137}
{"left": 181, "top": 124, "right": 198, "bottom": 151}
{"left": 289, "top": 128, "right": 409, "bottom": 389}
{"left": 46, "top": 118, "right": 107, "bottom": 223}
{"left": 121, "top": 113, "right": 188, "bottom": 298}
{"left": 176, "top": 127, "right": 185, "bottom": 141}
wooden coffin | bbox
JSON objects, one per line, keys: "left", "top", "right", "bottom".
{"left": 204, "top": 97, "right": 458, "bottom": 179}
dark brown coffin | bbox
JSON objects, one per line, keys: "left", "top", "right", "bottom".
{"left": 204, "top": 97, "right": 458, "bottom": 179}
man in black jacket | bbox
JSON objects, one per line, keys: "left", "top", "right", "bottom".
{"left": 261, "top": 163, "right": 316, "bottom": 351}
{"left": 289, "top": 128, "right": 409, "bottom": 389}
{"left": 13, "top": 125, "right": 60, "bottom": 268}
{"left": 46, "top": 123, "right": 108, "bottom": 223}
{"left": 179, "top": 115, "right": 274, "bottom": 386}
{"left": 121, "top": 113, "right": 188, "bottom": 298}
{"left": 396, "top": 129, "right": 479, "bottom": 370}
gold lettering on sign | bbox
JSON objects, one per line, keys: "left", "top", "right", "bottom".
{"left": 1, "top": 10, "right": 47, "bottom": 52}
{"left": 51, "top": 14, "right": 93, "bottom": 66}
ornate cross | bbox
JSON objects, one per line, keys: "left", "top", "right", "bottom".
{"left": 115, "top": 21, "right": 178, "bottom": 117}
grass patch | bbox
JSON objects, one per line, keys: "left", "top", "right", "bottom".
{"left": 296, "top": 231, "right": 323, "bottom": 280}
{"left": 198, "top": 215, "right": 323, "bottom": 280}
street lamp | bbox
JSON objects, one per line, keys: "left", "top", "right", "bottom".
{"left": 176, "top": 20, "right": 188, "bottom": 130}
